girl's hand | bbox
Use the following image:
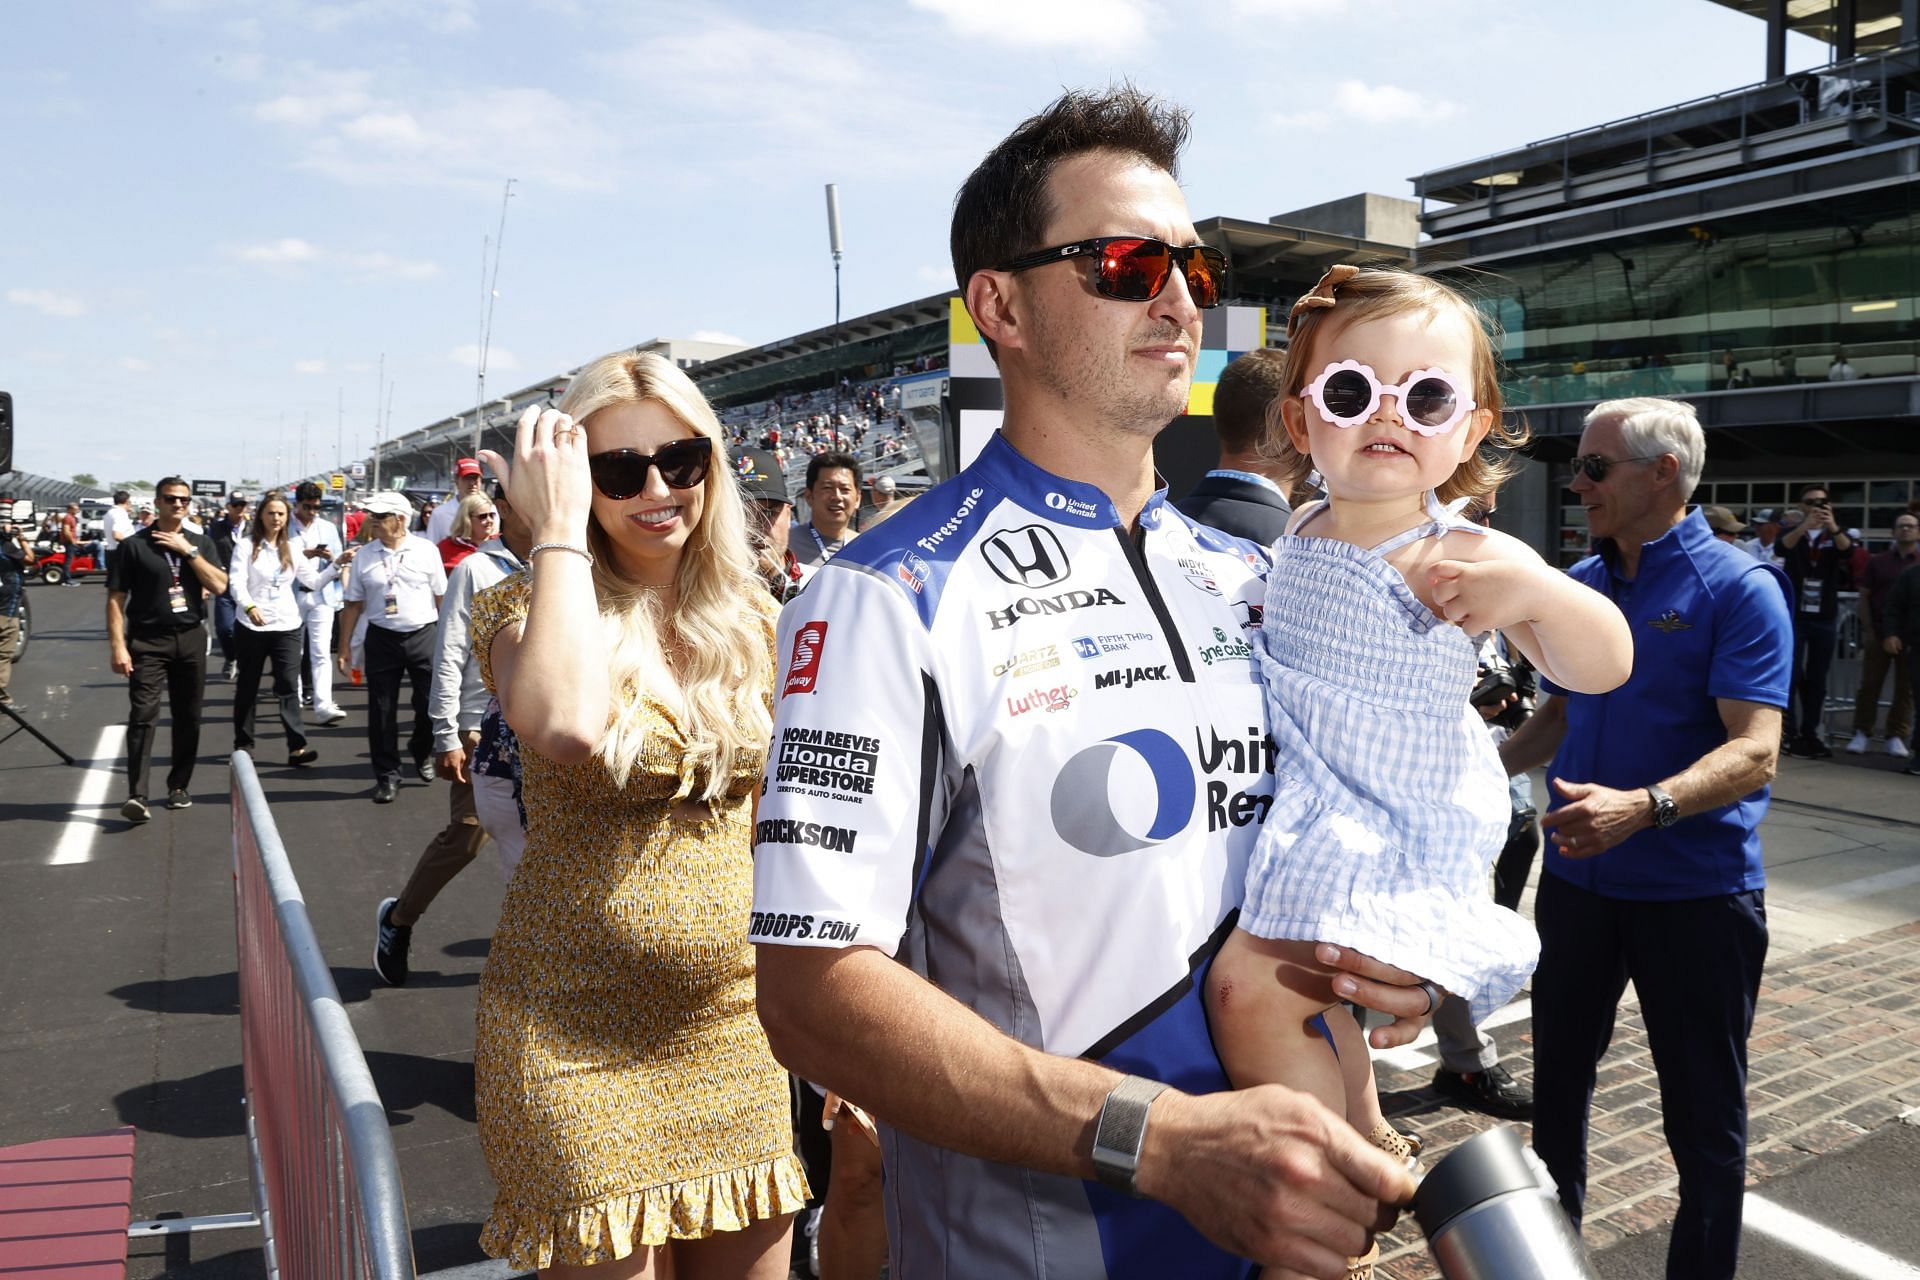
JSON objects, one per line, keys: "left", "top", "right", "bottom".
{"left": 1428, "top": 559, "right": 1541, "bottom": 634}
{"left": 479, "top": 405, "right": 593, "bottom": 546}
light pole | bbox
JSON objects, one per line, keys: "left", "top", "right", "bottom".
{"left": 473, "top": 178, "right": 517, "bottom": 457}
{"left": 826, "top": 183, "right": 843, "bottom": 416}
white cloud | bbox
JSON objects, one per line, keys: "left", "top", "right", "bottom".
{"left": 120, "top": 357, "right": 153, "bottom": 373}
{"left": 916, "top": 264, "right": 955, "bottom": 286}
{"left": 253, "top": 63, "right": 619, "bottom": 191}
{"left": 236, "top": 237, "right": 322, "bottom": 264}
{"left": 451, "top": 344, "right": 520, "bottom": 371}
{"left": 228, "top": 239, "right": 438, "bottom": 281}
{"left": 7, "top": 288, "right": 86, "bottom": 318}
{"left": 294, "top": 359, "right": 330, "bottom": 374}
{"left": 1270, "top": 80, "right": 1461, "bottom": 130}
{"left": 690, "top": 330, "right": 748, "bottom": 346}
{"left": 1228, "top": 0, "right": 1351, "bottom": 14}
{"left": 908, "top": 0, "right": 1150, "bottom": 53}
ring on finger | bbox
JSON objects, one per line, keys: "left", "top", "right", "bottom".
{"left": 1417, "top": 980, "right": 1441, "bottom": 1016}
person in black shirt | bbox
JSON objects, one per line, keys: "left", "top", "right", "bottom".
{"left": 208, "top": 492, "right": 250, "bottom": 681}
{"left": 0, "top": 516, "right": 28, "bottom": 707}
{"left": 106, "top": 476, "right": 228, "bottom": 822}
{"left": 1778, "top": 484, "right": 1854, "bottom": 758}
{"left": 1173, "top": 346, "right": 1293, "bottom": 544}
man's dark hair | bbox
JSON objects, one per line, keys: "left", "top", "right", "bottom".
{"left": 113, "top": 489, "right": 130, "bottom": 504}
{"left": 156, "top": 475, "right": 189, "bottom": 495}
{"left": 950, "top": 85, "right": 1191, "bottom": 356}
{"left": 1211, "top": 348, "right": 1289, "bottom": 456}
{"left": 806, "top": 452, "right": 861, "bottom": 491}
{"left": 295, "top": 481, "right": 324, "bottom": 503}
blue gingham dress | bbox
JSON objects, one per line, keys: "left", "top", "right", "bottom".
{"left": 1242, "top": 493, "right": 1539, "bottom": 1023}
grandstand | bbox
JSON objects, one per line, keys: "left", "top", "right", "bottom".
{"left": 0, "top": 470, "right": 110, "bottom": 513}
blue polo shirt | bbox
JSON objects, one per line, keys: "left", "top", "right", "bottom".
{"left": 1542, "top": 509, "right": 1793, "bottom": 901}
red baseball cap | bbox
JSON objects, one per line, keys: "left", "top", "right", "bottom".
{"left": 455, "top": 457, "right": 482, "bottom": 477}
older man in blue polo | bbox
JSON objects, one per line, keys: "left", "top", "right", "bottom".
{"left": 1499, "top": 396, "right": 1792, "bottom": 1280}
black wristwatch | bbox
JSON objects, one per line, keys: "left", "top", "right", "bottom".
{"left": 1646, "top": 784, "right": 1680, "bottom": 829}
{"left": 1091, "top": 1075, "right": 1169, "bottom": 1196}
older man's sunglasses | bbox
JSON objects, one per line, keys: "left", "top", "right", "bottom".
{"left": 998, "top": 236, "right": 1226, "bottom": 308}
{"left": 588, "top": 438, "right": 713, "bottom": 499}
{"left": 1571, "top": 453, "right": 1663, "bottom": 483}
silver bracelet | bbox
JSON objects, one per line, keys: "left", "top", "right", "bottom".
{"left": 528, "top": 541, "right": 595, "bottom": 568}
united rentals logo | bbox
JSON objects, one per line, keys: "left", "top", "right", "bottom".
{"left": 981, "top": 525, "right": 1071, "bottom": 589}
{"left": 1648, "top": 609, "right": 1693, "bottom": 633}
{"left": 783, "top": 622, "right": 828, "bottom": 696}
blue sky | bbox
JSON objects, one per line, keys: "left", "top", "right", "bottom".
{"left": 1, "top": 0, "right": 1827, "bottom": 489}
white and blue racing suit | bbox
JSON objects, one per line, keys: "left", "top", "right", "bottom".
{"left": 752, "top": 431, "right": 1278, "bottom": 1279}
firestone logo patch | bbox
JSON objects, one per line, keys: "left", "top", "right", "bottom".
{"left": 783, "top": 622, "right": 828, "bottom": 695}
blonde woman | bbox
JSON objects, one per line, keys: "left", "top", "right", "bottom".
{"left": 471, "top": 352, "right": 807, "bottom": 1279}
{"left": 437, "top": 491, "right": 498, "bottom": 575}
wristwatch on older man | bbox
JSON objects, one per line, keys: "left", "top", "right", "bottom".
{"left": 1646, "top": 784, "right": 1680, "bottom": 829}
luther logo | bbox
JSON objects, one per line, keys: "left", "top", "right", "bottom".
{"left": 981, "top": 525, "right": 1071, "bottom": 589}
{"left": 783, "top": 622, "right": 828, "bottom": 696}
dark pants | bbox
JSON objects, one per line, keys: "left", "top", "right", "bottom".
{"left": 393, "top": 742, "right": 487, "bottom": 926}
{"left": 1789, "top": 615, "right": 1837, "bottom": 738}
{"left": 364, "top": 623, "right": 433, "bottom": 783}
{"left": 213, "top": 593, "right": 239, "bottom": 662}
{"left": 1531, "top": 874, "right": 1767, "bottom": 1280}
{"left": 232, "top": 626, "right": 306, "bottom": 753}
{"left": 1491, "top": 806, "right": 1540, "bottom": 911}
{"left": 125, "top": 625, "right": 207, "bottom": 799}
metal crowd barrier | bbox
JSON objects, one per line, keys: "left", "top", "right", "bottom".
{"left": 163, "top": 751, "right": 416, "bottom": 1280}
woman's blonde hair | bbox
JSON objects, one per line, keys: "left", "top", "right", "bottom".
{"left": 247, "top": 494, "right": 294, "bottom": 573}
{"left": 1264, "top": 267, "right": 1528, "bottom": 505}
{"left": 557, "top": 351, "right": 770, "bottom": 798}
{"left": 449, "top": 492, "right": 494, "bottom": 543}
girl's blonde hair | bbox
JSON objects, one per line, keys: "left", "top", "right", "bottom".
{"left": 1264, "top": 266, "right": 1528, "bottom": 505}
{"left": 247, "top": 493, "right": 294, "bottom": 573}
{"left": 557, "top": 352, "right": 770, "bottom": 798}
{"left": 449, "top": 492, "right": 494, "bottom": 543}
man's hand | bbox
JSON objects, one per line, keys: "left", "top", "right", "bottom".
{"left": 437, "top": 746, "right": 469, "bottom": 784}
{"left": 335, "top": 651, "right": 352, "bottom": 676}
{"left": 1541, "top": 777, "right": 1649, "bottom": 858}
{"left": 1317, "top": 943, "right": 1441, "bottom": 1048}
{"left": 1887, "top": 635, "right": 1905, "bottom": 656}
{"left": 1140, "top": 1085, "right": 1416, "bottom": 1277}
{"left": 110, "top": 646, "right": 133, "bottom": 677}
{"left": 149, "top": 529, "right": 193, "bottom": 557}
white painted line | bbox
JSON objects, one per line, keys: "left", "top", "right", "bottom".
{"left": 1371, "top": 998, "right": 1534, "bottom": 1072}
{"left": 1798, "top": 862, "right": 1920, "bottom": 908}
{"left": 49, "top": 724, "right": 127, "bottom": 866}
{"left": 414, "top": 1260, "right": 528, "bottom": 1280}
{"left": 1745, "top": 1193, "right": 1920, "bottom": 1278}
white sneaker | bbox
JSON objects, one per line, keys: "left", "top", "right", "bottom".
{"left": 1889, "top": 736, "right": 1910, "bottom": 758}
{"left": 1846, "top": 730, "right": 1870, "bottom": 754}
{"left": 317, "top": 704, "right": 348, "bottom": 725}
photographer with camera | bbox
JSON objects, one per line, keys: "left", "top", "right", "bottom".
{"left": 0, "top": 514, "right": 28, "bottom": 707}
{"left": 1779, "top": 485, "right": 1853, "bottom": 758}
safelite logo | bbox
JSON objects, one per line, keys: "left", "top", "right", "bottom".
{"left": 783, "top": 622, "right": 828, "bottom": 696}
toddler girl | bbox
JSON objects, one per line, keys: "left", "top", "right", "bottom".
{"left": 1204, "top": 266, "right": 1632, "bottom": 1217}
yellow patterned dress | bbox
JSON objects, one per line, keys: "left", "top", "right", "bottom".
{"left": 469, "top": 574, "right": 809, "bottom": 1270}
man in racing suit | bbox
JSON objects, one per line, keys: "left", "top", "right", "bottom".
{"left": 750, "top": 87, "right": 1429, "bottom": 1280}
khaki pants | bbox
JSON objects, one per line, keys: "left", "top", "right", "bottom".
{"left": 393, "top": 730, "right": 488, "bottom": 925}
{"left": 1852, "top": 635, "right": 1913, "bottom": 739}
{"left": 0, "top": 614, "right": 19, "bottom": 696}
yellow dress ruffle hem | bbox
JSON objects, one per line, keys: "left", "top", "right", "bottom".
{"left": 480, "top": 1151, "right": 812, "bottom": 1271}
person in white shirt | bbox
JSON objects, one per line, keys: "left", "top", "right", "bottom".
{"left": 103, "top": 489, "right": 137, "bottom": 559}
{"left": 425, "top": 457, "right": 485, "bottom": 545}
{"left": 291, "top": 481, "right": 350, "bottom": 724}
{"left": 338, "top": 490, "right": 447, "bottom": 803}
{"left": 230, "top": 493, "right": 357, "bottom": 765}
{"left": 373, "top": 480, "right": 530, "bottom": 985}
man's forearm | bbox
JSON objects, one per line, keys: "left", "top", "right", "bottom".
{"left": 105, "top": 595, "right": 126, "bottom": 652}
{"left": 1499, "top": 694, "right": 1567, "bottom": 776}
{"left": 757, "top": 945, "right": 1114, "bottom": 1180}
{"left": 1661, "top": 719, "right": 1779, "bottom": 818}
